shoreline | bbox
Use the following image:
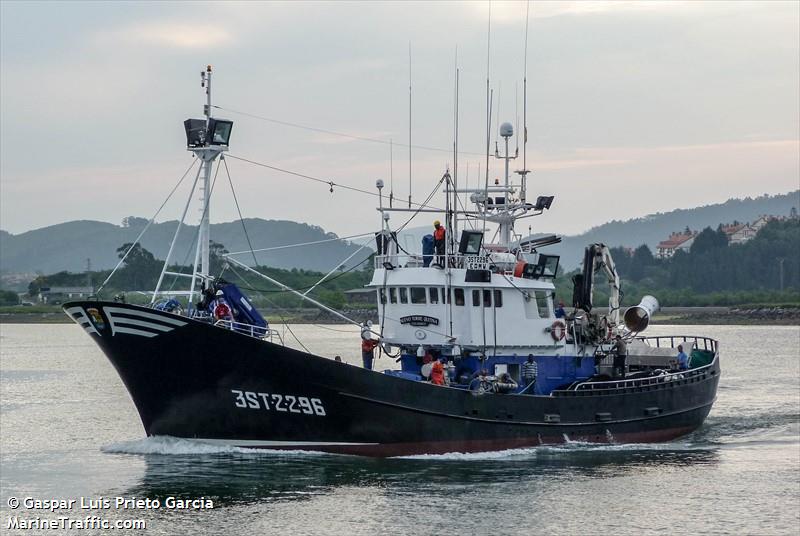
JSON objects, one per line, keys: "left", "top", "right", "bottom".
{"left": 1, "top": 306, "right": 797, "bottom": 326}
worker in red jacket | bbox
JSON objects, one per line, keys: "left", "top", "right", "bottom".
{"left": 361, "top": 338, "right": 379, "bottom": 370}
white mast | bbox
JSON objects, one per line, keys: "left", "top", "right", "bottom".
{"left": 188, "top": 65, "right": 228, "bottom": 304}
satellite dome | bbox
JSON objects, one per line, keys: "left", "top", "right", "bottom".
{"left": 500, "top": 122, "right": 514, "bottom": 138}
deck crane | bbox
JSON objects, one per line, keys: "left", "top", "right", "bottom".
{"left": 571, "top": 243, "right": 621, "bottom": 344}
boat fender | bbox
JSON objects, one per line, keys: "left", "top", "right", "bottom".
{"left": 549, "top": 320, "right": 566, "bottom": 341}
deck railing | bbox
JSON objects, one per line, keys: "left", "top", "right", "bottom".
{"left": 553, "top": 335, "right": 719, "bottom": 396}
{"left": 213, "top": 319, "right": 284, "bottom": 344}
{"left": 374, "top": 254, "right": 491, "bottom": 271}
{"left": 635, "top": 334, "right": 718, "bottom": 354}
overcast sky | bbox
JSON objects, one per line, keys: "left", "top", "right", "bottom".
{"left": 1, "top": 1, "right": 798, "bottom": 240}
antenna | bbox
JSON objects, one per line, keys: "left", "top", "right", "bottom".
{"left": 483, "top": 2, "right": 492, "bottom": 238}
{"left": 521, "top": 0, "right": 530, "bottom": 202}
{"left": 408, "top": 41, "right": 412, "bottom": 209}
{"left": 452, "top": 46, "right": 459, "bottom": 255}
{"left": 515, "top": 82, "right": 520, "bottom": 154}
{"left": 389, "top": 138, "right": 394, "bottom": 208}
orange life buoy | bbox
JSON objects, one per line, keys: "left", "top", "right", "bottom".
{"left": 551, "top": 320, "right": 566, "bottom": 341}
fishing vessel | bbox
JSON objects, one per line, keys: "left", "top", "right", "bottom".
{"left": 63, "top": 66, "right": 720, "bottom": 457}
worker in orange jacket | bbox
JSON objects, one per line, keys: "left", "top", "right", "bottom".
{"left": 430, "top": 358, "right": 446, "bottom": 385}
{"left": 433, "top": 220, "right": 446, "bottom": 266}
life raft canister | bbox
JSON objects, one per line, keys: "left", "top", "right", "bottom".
{"left": 550, "top": 320, "right": 566, "bottom": 341}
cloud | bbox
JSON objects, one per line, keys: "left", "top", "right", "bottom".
{"left": 98, "top": 21, "right": 234, "bottom": 49}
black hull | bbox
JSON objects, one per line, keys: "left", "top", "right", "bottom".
{"left": 65, "top": 301, "right": 721, "bottom": 457}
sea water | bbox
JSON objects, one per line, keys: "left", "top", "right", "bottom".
{"left": 1, "top": 323, "right": 798, "bottom": 535}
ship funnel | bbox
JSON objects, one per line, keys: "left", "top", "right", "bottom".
{"left": 623, "top": 295, "right": 660, "bottom": 332}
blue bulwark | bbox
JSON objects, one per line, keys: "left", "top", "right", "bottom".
{"left": 219, "top": 284, "right": 268, "bottom": 335}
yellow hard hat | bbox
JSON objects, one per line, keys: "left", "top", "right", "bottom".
{"left": 434, "top": 220, "right": 441, "bottom": 226}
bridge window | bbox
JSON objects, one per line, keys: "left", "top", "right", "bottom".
{"left": 429, "top": 288, "right": 439, "bottom": 304}
{"left": 454, "top": 288, "right": 465, "bottom": 306}
{"left": 535, "top": 291, "right": 550, "bottom": 317}
{"left": 389, "top": 288, "right": 397, "bottom": 304}
{"left": 379, "top": 289, "right": 386, "bottom": 304}
{"left": 483, "top": 289, "right": 492, "bottom": 307}
{"left": 399, "top": 287, "right": 408, "bottom": 304}
{"left": 494, "top": 289, "right": 503, "bottom": 307}
{"left": 411, "top": 287, "right": 427, "bottom": 304}
{"left": 472, "top": 289, "right": 481, "bottom": 307}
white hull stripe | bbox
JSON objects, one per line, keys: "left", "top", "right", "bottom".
{"left": 104, "top": 306, "right": 187, "bottom": 338}
{"left": 111, "top": 318, "right": 174, "bottom": 332}
{"left": 113, "top": 326, "right": 159, "bottom": 338}
{"left": 65, "top": 306, "right": 99, "bottom": 335}
{"left": 104, "top": 307, "right": 187, "bottom": 326}
{"left": 193, "top": 438, "right": 378, "bottom": 447}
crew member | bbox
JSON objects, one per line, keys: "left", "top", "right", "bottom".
{"left": 430, "top": 358, "right": 446, "bottom": 385}
{"left": 521, "top": 354, "right": 538, "bottom": 393}
{"left": 676, "top": 344, "right": 689, "bottom": 371}
{"left": 611, "top": 335, "right": 628, "bottom": 378}
{"left": 361, "top": 337, "right": 379, "bottom": 370}
{"left": 433, "top": 220, "right": 446, "bottom": 266}
{"left": 554, "top": 300, "right": 566, "bottom": 319}
{"left": 212, "top": 290, "right": 233, "bottom": 322}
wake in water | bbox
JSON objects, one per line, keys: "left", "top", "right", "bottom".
{"left": 101, "top": 436, "right": 336, "bottom": 457}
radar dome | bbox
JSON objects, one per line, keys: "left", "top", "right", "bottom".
{"left": 500, "top": 122, "right": 514, "bottom": 138}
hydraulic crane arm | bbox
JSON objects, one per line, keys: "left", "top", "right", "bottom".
{"left": 573, "top": 243, "right": 621, "bottom": 326}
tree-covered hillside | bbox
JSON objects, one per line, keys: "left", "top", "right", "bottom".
{"left": 554, "top": 219, "right": 800, "bottom": 307}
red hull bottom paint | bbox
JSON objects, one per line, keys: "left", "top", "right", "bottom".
{"left": 226, "top": 425, "right": 700, "bottom": 458}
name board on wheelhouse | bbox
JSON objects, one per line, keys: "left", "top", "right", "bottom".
{"left": 399, "top": 315, "right": 439, "bottom": 327}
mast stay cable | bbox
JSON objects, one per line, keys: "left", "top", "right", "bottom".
{"left": 96, "top": 158, "right": 200, "bottom": 295}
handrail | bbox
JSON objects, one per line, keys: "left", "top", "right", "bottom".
{"left": 214, "top": 319, "right": 284, "bottom": 344}
{"left": 375, "top": 254, "right": 498, "bottom": 270}
{"left": 634, "top": 335, "right": 718, "bottom": 354}
{"left": 557, "top": 345, "right": 719, "bottom": 395}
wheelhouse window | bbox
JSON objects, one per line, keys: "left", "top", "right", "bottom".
{"left": 483, "top": 289, "right": 492, "bottom": 307}
{"left": 454, "top": 288, "right": 465, "bottom": 306}
{"left": 429, "top": 288, "right": 439, "bottom": 304}
{"left": 535, "top": 290, "right": 550, "bottom": 317}
{"left": 472, "top": 289, "right": 481, "bottom": 307}
{"left": 399, "top": 288, "right": 408, "bottom": 304}
{"left": 411, "top": 287, "right": 427, "bottom": 304}
{"left": 379, "top": 289, "right": 386, "bottom": 304}
{"left": 494, "top": 289, "right": 503, "bottom": 307}
{"left": 389, "top": 288, "right": 397, "bottom": 304}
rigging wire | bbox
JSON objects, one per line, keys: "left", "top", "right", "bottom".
{"left": 212, "top": 105, "right": 484, "bottom": 157}
{"left": 225, "top": 153, "right": 445, "bottom": 212}
{"left": 222, "top": 156, "right": 259, "bottom": 268}
{"left": 96, "top": 158, "right": 199, "bottom": 294}
{"left": 229, "top": 255, "right": 371, "bottom": 294}
{"left": 227, "top": 232, "right": 374, "bottom": 257}
{"left": 227, "top": 263, "right": 311, "bottom": 353}
{"left": 165, "top": 159, "right": 223, "bottom": 293}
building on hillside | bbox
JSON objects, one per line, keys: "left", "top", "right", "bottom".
{"left": 750, "top": 215, "right": 774, "bottom": 232}
{"left": 39, "top": 286, "right": 94, "bottom": 304}
{"left": 720, "top": 223, "right": 756, "bottom": 245}
{"left": 656, "top": 231, "right": 697, "bottom": 259}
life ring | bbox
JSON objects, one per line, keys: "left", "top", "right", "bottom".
{"left": 550, "top": 320, "right": 566, "bottom": 341}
